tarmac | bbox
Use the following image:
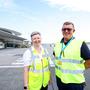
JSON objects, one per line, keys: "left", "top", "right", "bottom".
{"left": 0, "top": 47, "right": 90, "bottom": 90}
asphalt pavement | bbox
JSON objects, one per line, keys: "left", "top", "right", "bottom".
{"left": 0, "top": 48, "right": 90, "bottom": 90}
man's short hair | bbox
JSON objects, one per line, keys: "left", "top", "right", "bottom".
{"left": 31, "top": 31, "right": 41, "bottom": 38}
{"left": 63, "top": 21, "right": 75, "bottom": 28}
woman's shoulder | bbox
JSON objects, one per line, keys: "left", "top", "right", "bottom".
{"left": 23, "top": 48, "right": 31, "bottom": 55}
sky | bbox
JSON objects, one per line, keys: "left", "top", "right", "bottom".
{"left": 0, "top": 0, "right": 90, "bottom": 43}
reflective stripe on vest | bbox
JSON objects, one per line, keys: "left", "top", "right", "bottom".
{"left": 54, "top": 39, "right": 85, "bottom": 83}
{"left": 55, "top": 65, "right": 84, "bottom": 74}
{"left": 29, "top": 66, "right": 49, "bottom": 73}
{"left": 29, "top": 47, "right": 49, "bottom": 72}
{"left": 28, "top": 47, "right": 50, "bottom": 89}
{"left": 56, "top": 58, "right": 84, "bottom": 64}
{"left": 31, "top": 54, "right": 47, "bottom": 59}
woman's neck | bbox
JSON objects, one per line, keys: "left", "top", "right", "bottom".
{"left": 34, "top": 45, "right": 41, "bottom": 53}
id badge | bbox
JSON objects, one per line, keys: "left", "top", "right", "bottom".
{"left": 57, "top": 61, "right": 62, "bottom": 65}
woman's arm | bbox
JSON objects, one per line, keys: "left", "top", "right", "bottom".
{"left": 24, "top": 66, "right": 29, "bottom": 90}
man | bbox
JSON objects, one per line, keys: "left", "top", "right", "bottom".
{"left": 23, "top": 31, "right": 51, "bottom": 90}
{"left": 53, "top": 21, "right": 90, "bottom": 90}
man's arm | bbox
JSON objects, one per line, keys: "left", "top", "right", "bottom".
{"left": 81, "top": 42, "right": 90, "bottom": 69}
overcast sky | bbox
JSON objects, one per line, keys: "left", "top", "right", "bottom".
{"left": 0, "top": 0, "right": 90, "bottom": 43}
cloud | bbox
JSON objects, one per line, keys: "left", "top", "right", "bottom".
{"left": 0, "top": 0, "right": 37, "bottom": 21}
{"left": 43, "top": 0, "right": 90, "bottom": 12}
{"left": 0, "top": 0, "right": 15, "bottom": 8}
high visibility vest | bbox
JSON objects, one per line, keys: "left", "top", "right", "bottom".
{"left": 54, "top": 39, "right": 85, "bottom": 84}
{"left": 28, "top": 47, "right": 50, "bottom": 90}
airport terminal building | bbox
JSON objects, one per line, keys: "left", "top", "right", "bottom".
{"left": 0, "top": 27, "right": 27, "bottom": 49}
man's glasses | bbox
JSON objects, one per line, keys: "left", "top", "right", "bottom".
{"left": 62, "top": 28, "right": 73, "bottom": 32}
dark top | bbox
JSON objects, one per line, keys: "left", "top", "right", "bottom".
{"left": 53, "top": 38, "right": 90, "bottom": 60}
{"left": 81, "top": 42, "right": 90, "bottom": 60}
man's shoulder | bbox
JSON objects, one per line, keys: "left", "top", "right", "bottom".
{"left": 73, "top": 38, "right": 84, "bottom": 44}
{"left": 74, "top": 38, "right": 84, "bottom": 42}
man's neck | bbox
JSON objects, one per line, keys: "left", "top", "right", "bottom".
{"left": 63, "top": 37, "right": 74, "bottom": 44}
{"left": 63, "top": 38, "right": 70, "bottom": 44}
{"left": 64, "top": 38, "right": 68, "bottom": 43}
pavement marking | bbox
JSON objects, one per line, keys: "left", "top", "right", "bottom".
{"left": 12, "top": 57, "right": 24, "bottom": 65}
{"left": 0, "top": 65, "right": 23, "bottom": 68}
{"left": 12, "top": 62, "right": 24, "bottom": 65}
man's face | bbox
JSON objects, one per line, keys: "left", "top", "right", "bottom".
{"left": 31, "top": 34, "right": 41, "bottom": 46}
{"left": 62, "top": 24, "right": 75, "bottom": 41}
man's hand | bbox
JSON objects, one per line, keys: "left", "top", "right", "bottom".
{"left": 84, "top": 60, "right": 90, "bottom": 69}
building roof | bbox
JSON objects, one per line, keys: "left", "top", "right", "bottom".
{"left": 0, "top": 27, "right": 26, "bottom": 41}
{"left": 0, "top": 27, "right": 21, "bottom": 35}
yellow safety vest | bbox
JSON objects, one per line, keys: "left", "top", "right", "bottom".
{"left": 28, "top": 47, "right": 50, "bottom": 90}
{"left": 54, "top": 39, "right": 85, "bottom": 84}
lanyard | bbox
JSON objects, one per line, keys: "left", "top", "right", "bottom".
{"left": 59, "top": 37, "right": 74, "bottom": 59}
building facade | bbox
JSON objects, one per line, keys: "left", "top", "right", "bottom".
{"left": 0, "top": 27, "right": 26, "bottom": 49}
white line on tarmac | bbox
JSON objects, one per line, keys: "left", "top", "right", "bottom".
{"left": 11, "top": 58, "right": 24, "bottom": 65}
{"left": 12, "top": 62, "right": 24, "bottom": 65}
{"left": 0, "top": 65, "right": 24, "bottom": 68}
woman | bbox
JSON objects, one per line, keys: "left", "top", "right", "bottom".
{"left": 23, "top": 31, "right": 51, "bottom": 90}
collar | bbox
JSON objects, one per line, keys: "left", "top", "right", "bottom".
{"left": 31, "top": 45, "right": 44, "bottom": 51}
{"left": 60, "top": 37, "right": 75, "bottom": 45}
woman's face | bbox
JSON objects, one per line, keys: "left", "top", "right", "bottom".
{"left": 31, "top": 34, "right": 41, "bottom": 47}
